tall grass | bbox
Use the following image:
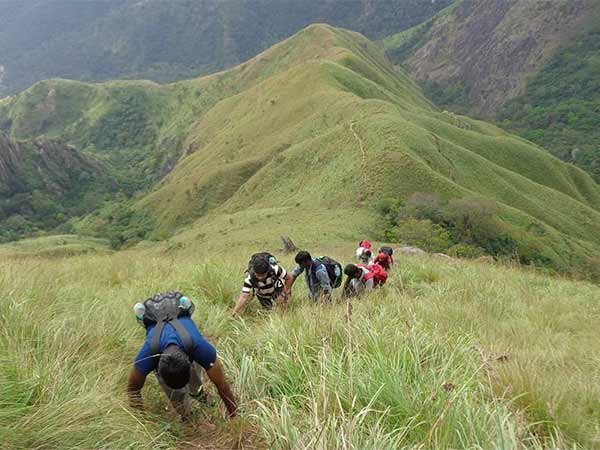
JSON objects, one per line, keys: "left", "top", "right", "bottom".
{"left": 1, "top": 246, "right": 598, "bottom": 449}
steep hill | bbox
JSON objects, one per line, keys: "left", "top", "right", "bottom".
{"left": 384, "top": 0, "right": 600, "bottom": 181}
{"left": 0, "top": 134, "right": 112, "bottom": 242}
{"left": 498, "top": 18, "right": 600, "bottom": 182}
{"left": 1, "top": 24, "right": 599, "bottom": 275}
{"left": 0, "top": 0, "right": 452, "bottom": 96}
{"left": 384, "top": 0, "right": 595, "bottom": 116}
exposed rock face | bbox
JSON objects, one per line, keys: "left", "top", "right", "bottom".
{"left": 0, "top": 134, "right": 105, "bottom": 196}
{"left": 405, "top": 0, "right": 592, "bottom": 116}
{"left": 0, "top": 134, "right": 24, "bottom": 194}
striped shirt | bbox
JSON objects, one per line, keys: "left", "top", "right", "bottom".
{"left": 242, "top": 264, "right": 287, "bottom": 300}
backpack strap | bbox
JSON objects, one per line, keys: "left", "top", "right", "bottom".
{"left": 149, "top": 318, "right": 193, "bottom": 358}
{"left": 169, "top": 318, "right": 194, "bottom": 356}
{"left": 150, "top": 319, "right": 167, "bottom": 356}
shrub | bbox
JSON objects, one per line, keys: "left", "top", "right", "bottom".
{"left": 398, "top": 192, "right": 444, "bottom": 223}
{"left": 448, "top": 243, "right": 485, "bottom": 258}
{"left": 391, "top": 218, "right": 450, "bottom": 253}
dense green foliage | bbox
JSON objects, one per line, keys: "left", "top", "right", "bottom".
{"left": 498, "top": 25, "right": 600, "bottom": 182}
{"left": 378, "top": 192, "right": 580, "bottom": 270}
{"left": 0, "top": 138, "right": 114, "bottom": 242}
{"left": 0, "top": 0, "right": 452, "bottom": 96}
{"left": 71, "top": 195, "right": 158, "bottom": 249}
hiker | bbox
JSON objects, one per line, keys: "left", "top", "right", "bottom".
{"left": 284, "top": 251, "right": 342, "bottom": 302}
{"left": 373, "top": 246, "right": 394, "bottom": 271}
{"left": 342, "top": 263, "right": 388, "bottom": 298}
{"left": 232, "top": 252, "right": 292, "bottom": 316}
{"left": 356, "top": 239, "right": 373, "bottom": 264}
{"left": 127, "top": 291, "right": 237, "bottom": 420}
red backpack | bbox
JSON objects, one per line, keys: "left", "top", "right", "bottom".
{"left": 374, "top": 252, "right": 393, "bottom": 271}
{"left": 359, "top": 239, "right": 372, "bottom": 250}
{"left": 359, "top": 264, "right": 388, "bottom": 286}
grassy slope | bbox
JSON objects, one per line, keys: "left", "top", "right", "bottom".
{"left": 0, "top": 234, "right": 112, "bottom": 258}
{"left": 1, "top": 232, "right": 599, "bottom": 449}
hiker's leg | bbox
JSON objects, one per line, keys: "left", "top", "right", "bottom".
{"left": 155, "top": 371, "right": 193, "bottom": 418}
{"left": 349, "top": 279, "right": 362, "bottom": 297}
{"left": 189, "top": 363, "right": 203, "bottom": 394}
{"left": 257, "top": 296, "right": 274, "bottom": 309}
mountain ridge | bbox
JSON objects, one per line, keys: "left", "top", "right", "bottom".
{"left": 0, "top": 0, "right": 453, "bottom": 96}
{"left": 1, "top": 23, "right": 599, "bottom": 276}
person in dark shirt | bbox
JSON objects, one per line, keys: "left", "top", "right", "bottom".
{"left": 127, "top": 314, "right": 237, "bottom": 420}
{"left": 284, "top": 251, "right": 333, "bottom": 302}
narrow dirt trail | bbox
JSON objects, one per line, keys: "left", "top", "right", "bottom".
{"left": 349, "top": 121, "right": 370, "bottom": 192}
{"left": 178, "top": 412, "right": 262, "bottom": 450}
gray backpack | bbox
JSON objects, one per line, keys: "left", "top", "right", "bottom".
{"left": 141, "top": 291, "right": 194, "bottom": 357}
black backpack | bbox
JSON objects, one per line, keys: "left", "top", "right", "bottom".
{"left": 379, "top": 246, "right": 393, "bottom": 257}
{"left": 247, "top": 252, "right": 277, "bottom": 283}
{"left": 317, "top": 256, "right": 343, "bottom": 288}
{"left": 142, "top": 291, "right": 194, "bottom": 357}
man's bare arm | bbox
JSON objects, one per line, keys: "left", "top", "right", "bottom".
{"left": 205, "top": 359, "right": 237, "bottom": 417}
{"left": 127, "top": 367, "right": 147, "bottom": 409}
{"left": 232, "top": 292, "right": 250, "bottom": 316}
{"left": 283, "top": 271, "right": 297, "bottom": 295}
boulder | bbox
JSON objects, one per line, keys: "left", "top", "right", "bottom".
{"left": 398, "top": 246, "right": 426, "bottom": 255}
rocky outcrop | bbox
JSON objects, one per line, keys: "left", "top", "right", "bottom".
{"left": 398, "top": 246, "right": 427, "bottom": 255}
{"left": 404, "top": 0, "right": 593, "bottom": 116}
{"left": 0, "top": 135, "right": 106, "bottom": 196}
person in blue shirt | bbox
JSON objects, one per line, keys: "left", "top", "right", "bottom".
{"left": 127, "top": 314, "right": 237, "bottom": 419}
{"left": 284, "top": 250, "right": 333, "bottom": 302}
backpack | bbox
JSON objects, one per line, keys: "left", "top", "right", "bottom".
{"left": 142, "top": 291, "right": 194, "bottom": 357}
{"left": 247, "top": 252, "right": 277, "bottom": 284}
{"left": 317, "top": 256, "right": 343, "bottom": 288}
{"left": 379, "top": 246, "right": 393, "bottom": 257}
{"left": 360, "top": 264, "right": 388, "bottom": 286}
{"left": 374, "top": 252, "right": 393, "bottom": 270}
{"left": 359, "top": 240, "right": 372, "bottom": 250}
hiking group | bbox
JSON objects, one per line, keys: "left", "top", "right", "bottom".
{"left": 127, "top": 240, "right": 394, "bottom": 421}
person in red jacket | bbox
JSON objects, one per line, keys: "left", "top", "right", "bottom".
{"left": 373, "top": 251, "right": 393, "bottom": 271}
{"left": 342, "top": 263, "right": 388, "bottom": 298}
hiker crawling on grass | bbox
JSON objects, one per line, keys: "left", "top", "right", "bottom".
{"left": 373, "top": 246, "right": 394, "bottom": 271}
{"left": 284, "top": 251, "right": 343, "bottom": 302}
{"left": 342, "top": 263, "right": 388, "bottom": 298}
{"left": 232, "top": 252, "right": 292, "bottom": 316}
{"left": 356, "top": 240, "right": 373, "bottom": 264}
{"left": 127, "top": 291, "right": 237, "bottom": 420}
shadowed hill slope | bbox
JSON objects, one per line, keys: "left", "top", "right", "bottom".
{"left": 383, "top": 0, "right": 600, "bottom": 182}
{"left": 1, "top": 24, "right": 599, "bottom": 272}
{"left": 0, "top": 134, "right": 113, "bottom": 241}
{"left": 0, "top": 0, "right": 453, "bottom": 96}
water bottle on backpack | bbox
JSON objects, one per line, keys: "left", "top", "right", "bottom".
{"left": 133, "top": 302, "right": 146, "bottom": 326}
{"left": 178, "top": 296, "right": 195, "bottom": 315}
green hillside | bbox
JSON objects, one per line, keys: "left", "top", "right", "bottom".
{"left": 0, "top": 135, "right": 113, "bottom": 242}
{"left": 383, "top": 0, "right": 600, "bottom": 182}
{"left": 0, "top": 0, "right": 452, "bottom": 96}
{"left": 498, "top": 18, "right": 600, "bottom": 183}
{"left": 1, "top": 24, "right": 599, "bottom": 278}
